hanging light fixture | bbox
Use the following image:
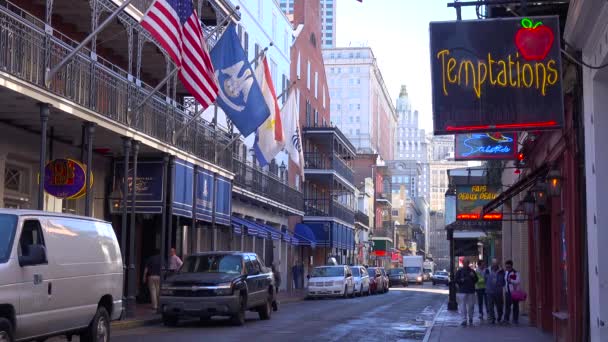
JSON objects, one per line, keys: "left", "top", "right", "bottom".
{"left": 521, "top": 191, "right": 536, "bottom": 215}
{"left": 531, "top": 183, "right": 548, "bottom": 207}
{"left": 546, "top": 168, "right": 562, "bottom": 197}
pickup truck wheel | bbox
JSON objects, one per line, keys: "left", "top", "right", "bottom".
{"left": 80, "top": 307, "right": 110, "bottom": 342}
{"left": 162, "top": 314, "right": 179, "bottom": 327}
{"left": 258, "top": 297, "right": 272, "bottom": 320}
{"left": 0, "top": 318, "right": 14, "bottom": 342}
{"left": 231, "top": 294, "right": 246, "bottom": 326}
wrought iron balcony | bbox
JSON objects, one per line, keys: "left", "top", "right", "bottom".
{"left": 0, "top": 1, "right": 232, "bottom": 169}
{"left": 232, "top": 156, "right": 303, "bottom": 212}
{"left": 304, "top": 198, "right": 355, "bottom": 224}
{"left": 304, "top": 152, "right": 354, "bottom": 184}
{"left": 355, "top": 211, "right": 370, "bottom": 228}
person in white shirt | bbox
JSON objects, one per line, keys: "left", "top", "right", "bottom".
{"left": 504, "top": 260, "right": 521, "bottom": 324}
{"left": 168, "top": 248, "right": 183, "bottom": 274}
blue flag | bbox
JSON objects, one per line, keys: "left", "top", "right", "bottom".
{"left": 210, "top": 24, "right": 270, "bottom": 137}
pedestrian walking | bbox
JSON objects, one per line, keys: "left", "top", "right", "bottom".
{"left": 485, "top": 259, "right": 506, "bottom": 324}
{"left": 143, "top": 250, "right": 161, "bottom": 311}
{"left": 475, "top": 260, "right": 488, "bottom": 320}
{"left": 271, "top": 263, "right": 281, "bottom": 311}
{"left": 167, "top": 247, "right": 183, "bottom": 276}
{"left": 455, "top": 258, "right": 478, "bottom": 326}
{"left": 504, "top": 260, "right": 521, "bottom": 324}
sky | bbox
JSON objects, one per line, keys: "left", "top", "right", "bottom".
{"left": 336, "top": 0, "right": 476, "bottom": 133}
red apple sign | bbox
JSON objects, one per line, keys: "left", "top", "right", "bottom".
{"left": 515, "top": 18, "right": 554, "bottom": 61}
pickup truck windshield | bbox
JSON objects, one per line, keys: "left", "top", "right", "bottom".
{"left": 389, "top": 269, "right": 404, "bottom": 275}
{"left": 311, "top": 267, "right": 344, "bottom": 277}
{"left": 0, "top": 214, "right": 17, "bottom": 263}
{"left": 405, "top": 267, "right": 421, "bottom": 274}
{"left": 180, "top": 254, "right": 243, "bottom": 274}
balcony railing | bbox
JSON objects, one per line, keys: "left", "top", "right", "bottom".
{"left": 232, "top": 156, "right": 303, "bottom": 211}
{"left": 0, "top": 1, "right": 232, "bottom": 169}
{"left": 304, "top": 198, "right": 355, "bottom": 224}
{"left": 304, "top": 152, "right": 354, "bottom": 184}
{"left": 355, "top": 211, "right": 370, "bottom": 227}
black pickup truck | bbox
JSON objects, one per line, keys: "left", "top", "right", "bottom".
{"left": 159, "top": 251, "right": 276, "bottom": 326}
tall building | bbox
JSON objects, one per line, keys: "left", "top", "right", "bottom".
{"left": 279, "top": 0, "right": 336, "bottom": 48}
{"left": 289, "top": 0, "right": 357, "bottom": 266}
{"left": 429, "top": 160, "right": 469, "bottom": 213}
{"left": 391, "top": 86, "right": 430, "bottom": 202}
{"left": 431, "top": 135, "right": 455, "bottom": 161}
{"left": 323, "top": 47, "right": 397, "bottom": 161}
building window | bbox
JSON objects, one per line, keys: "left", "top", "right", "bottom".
{"left": 356, "top": 104, "right": 361, "bottom": 110}
{"left": 272, "top": 12, "right": 277, "bottom": 42}
{"left": 323, "top": 87, "right": 326, "bottom": 108}
{"left": 258, "top": 0, "right": 263, "bottom": 20}
{"left": 307, "top": 61, "right": 311, "bottom": 89}
{"left": 315, "top": 72, "right": 319, "bottom": 98}
{"left": 297, "top": 52, "right": 301, "bottom": 79}
{"left": 355, "top": 116, "right": 360, "bottom": 123}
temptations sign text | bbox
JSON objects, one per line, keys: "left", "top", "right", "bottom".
{"left": 430, "top": 16, "right": 564, "bottom": 135}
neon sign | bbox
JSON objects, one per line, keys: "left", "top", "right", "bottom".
{"left": 454, "top": 132, "right": 517, "bottom": 160}
{"left": 456, "top": 185, "right": 502, "bottom": 221}
{"left": 430, "top": 16, "right": 564, "bottom": 135}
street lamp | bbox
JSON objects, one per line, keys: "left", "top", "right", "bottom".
{"left": 108, "top": 187, "right": 123, "bottom": 214}
{"left": 521, "top": 192, "right": 536, "bottom": 215}
{"left": 546, "top": 168, "right": 562, "bottom": 197}
{"left": 279, "top": 161, "right": 286, "bottom": 182}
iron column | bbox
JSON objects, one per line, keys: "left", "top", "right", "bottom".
{"left": 120, "top": 137, "right": 131, "bottom": 313}
{"left": 127, "top": 140, "right": 138, "bottom": 317}
{"left": 38, "top": 103, "right": 50, "bottom": 210}
{"left": 158, "top": 154, "right": 169, "bottom": 314}
{"left": 447, "top": 228, "right": 458, "bottom": 311}
{"left": 84, "top": 122, "right": 95, "bottom": 216}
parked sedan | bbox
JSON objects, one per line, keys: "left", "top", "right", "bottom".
{"left": 379, "top": 267, "right": 390, "bottom": 292}
{"left": 388, "top": 268, "right": 408, "bottom": 287}
{"left": 160, "top": 252, "right": 275, "bottom": 326}
{"left": 351, "top": 266, "right": 371, "bottom": 296}
{"left": 432, "top": 271, "right": 450, "bottom": 286}
{"left": 306, "top": 265, "right": 355, "bottom": 298}
{"left": 367, "top": 267, "right": 388, "bottom": 294}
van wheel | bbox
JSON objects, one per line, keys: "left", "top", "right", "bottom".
{"left": 162, "top": 314, "right": 179, "bottom": 327}
{"left": 80, "top": 307, "right": 110, "bottom": 342}
{"left": 0, "top": 318, "right": 14, "bottom": 342}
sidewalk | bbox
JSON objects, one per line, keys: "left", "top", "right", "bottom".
{"left": 425, "top": 303, "right": 553, "bottom": 342}
{"left": 112, "top": 289, "right": 307, "bottom": 330}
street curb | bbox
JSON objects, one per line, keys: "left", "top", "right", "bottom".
{"left": 112, "top": 317, "right": 162, "bottom": 330}
{"left": 422, "top": 301, "right": 447, "bottom": 342}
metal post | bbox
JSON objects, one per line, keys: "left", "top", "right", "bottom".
{"left": 211, "top": 174, "right": 217, "bottom": 251}
{"left": 84, "top": 123, "right": 95, "bottom": 216}
{"left": 45, "top": 0, "right": 135, "bottom": 86}
{"left": 120, "top": 137, "right": 131, "bottom": 312}
{"left": 159, "top": 154, "right": 169, "bottom": 293}
{"left": 447, "top": 229, "right": 458, "bottom": 311}
{"left": 126, "top": 140, "right": 138, "bottom": 318}
{"left": 191, "top": 165, "right": 198, "bottom": 255}
{"left": 37, "top": 103, "right": 50, "bottom": 210}
{"left": 167, "top": 157, "right": 176, "bottom": 257}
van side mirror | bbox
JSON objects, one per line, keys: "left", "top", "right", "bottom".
{"left": 19, "top": 245, "right": 47, "bottom": 267}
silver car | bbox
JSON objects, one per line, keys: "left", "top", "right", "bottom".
{"left": 351, "top": 266, "right": 371, "bottom": 296}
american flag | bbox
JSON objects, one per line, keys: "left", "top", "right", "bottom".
{"left": 141, "top": 0, "right": 218, "bottom": 109}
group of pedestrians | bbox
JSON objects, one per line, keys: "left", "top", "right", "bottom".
{"left": 455, "top": 258, "right": 522, "bottom": 326}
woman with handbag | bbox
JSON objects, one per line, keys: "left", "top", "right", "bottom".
{"left": 504, "top": 260, "right": 525, "bottom": 324}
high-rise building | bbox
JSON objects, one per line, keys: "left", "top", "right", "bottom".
{"left": 431, "top": 135, "right": 455, "bottom": 161}
{"left": 391, "top": 86, "right": 430, "bottom": 202}
{"left": 279, "top": 0, "right": 336, "bottom": 48}
{"left": 323, "top": 47, "right": 397, "bottom": 161}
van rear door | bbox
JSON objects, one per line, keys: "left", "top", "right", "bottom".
{"left": 15, "top": 218, "right": 53, "bottom": 340}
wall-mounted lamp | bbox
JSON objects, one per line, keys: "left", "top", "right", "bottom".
{"left": 546, "top": 168, "right": 562, "bottom": 197}
{"left": 521, "top": 191, "right": 536, "bottom": 215}
{"left": 531, "top": 183, "right": 548, "bottom": 207}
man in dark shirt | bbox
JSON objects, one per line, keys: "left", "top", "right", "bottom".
{"left": 143, "top": 250, "right": 162, "bottom": 310}
{"left": 455, "top": 259, "right": 478, "bottom": 326}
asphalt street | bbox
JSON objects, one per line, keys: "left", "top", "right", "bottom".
{"left": 109, "top": 284, "right": 448, "bottom": 342}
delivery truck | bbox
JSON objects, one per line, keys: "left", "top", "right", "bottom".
{"left": 403, "top": 255, "right": 424, "bottom": 285}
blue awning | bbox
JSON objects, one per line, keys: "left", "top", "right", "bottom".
{"left": 254, "top": 222, "right": 282, "bottom": 241}
{"left": 231, "top": 217, "right": 262, "bottom": 237}
{"left": 232, "top": 223, "right": 242, "bottom": 235}
{"left": 295, "top": 223, "right": 318, "bottom": 248}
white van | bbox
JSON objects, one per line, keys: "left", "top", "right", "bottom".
{"left": 0, "top": 210, "right": 123, "bottom": 342}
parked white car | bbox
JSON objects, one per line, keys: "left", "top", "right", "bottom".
{"left": 351, "top": 266, "right": 371, "bottom": 296}
{"left": 306, "top": 265, "right": 355, "bottom": 298}
{"left": 0, "top": 210, "right": 123, "bottom": 342}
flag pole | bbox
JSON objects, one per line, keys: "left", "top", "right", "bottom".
{"left": 172, "top": 44, "right": 271, "bottom": 143}
{"left": 45, "top": 0, "right": 135, "bottom": 87}
{"left": 134, "top": 5, "right": 240, "bottom": 114}
{"left": 276, "top": 80, "right": 297, "bottom": 102}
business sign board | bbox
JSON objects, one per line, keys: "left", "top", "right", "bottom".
{"left": 44, "top": 159, "right": 91, "bottom": 199}
{"left": 454, "top": 132, "right": 517, "bottom": 160}
{"left": 430, "top": 16, "right": 564, "bottom": 135}
{"left": 456, "top": 185, "right": 502, "bottom": 220}
{"left": 454, "top": 238, "right": 479, "bottom": 256}
{"left": 113, "top": 160, "right": 164, "bottom": 213}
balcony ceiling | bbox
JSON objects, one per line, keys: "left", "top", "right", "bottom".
{"left": 0, "top": 85, "right": 159, "bottom": 157}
